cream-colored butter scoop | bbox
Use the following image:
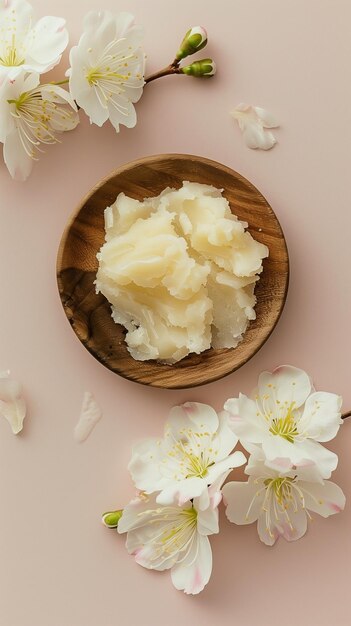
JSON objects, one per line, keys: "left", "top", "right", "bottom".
{"left": 95, "top": 182, "right": 268, "bottom": 363}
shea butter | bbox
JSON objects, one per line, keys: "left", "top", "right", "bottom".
{"left": 95, "top": 182, "right": 268, "bottom": 363}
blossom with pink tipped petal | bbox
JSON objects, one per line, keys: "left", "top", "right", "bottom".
{"left": 223, "top": 450, "right": 345, "bottom": 546}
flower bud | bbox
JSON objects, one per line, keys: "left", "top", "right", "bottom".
{"left": 102, "top": 509, "right": 123, "bottom": 528}
{"left": 175, "top": 26, "right": 207, "bottom": 61}
{"left": 180, "top": 58, "right": 216, "bottom": 77}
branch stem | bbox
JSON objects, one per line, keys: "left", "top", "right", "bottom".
{"left": 145, "top": 63, "right": 180, "bottom": 84}
{"left": 342, "top": 410, "right": 351, "bottom": 420}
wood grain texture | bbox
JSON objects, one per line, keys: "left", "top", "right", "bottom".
{"left": 57, "top": 154, "right": 289, "bottom": 388}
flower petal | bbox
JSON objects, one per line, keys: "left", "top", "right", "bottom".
{"left": 24, "top": 16, "right": 68, "bottom": 72}
{"left": 196, "top": 470, "right": 232, "bottom": 511}
{"left": 167, "top": 402, "right": 219, "bottom": 438}
{"left": 3, "top": 128, "right": 33, "bottom": 181}
{"left": 74, "top": 391, "right": 102, "bottom": 443}
{"left": 195, "top": 505, "right": 219, "bottom": 536}
{"left": 76, "top": 88, "right": 110, "bottom": 126}
{"left": 302, "top": 480, "right": 346, "bottom": 517}
{"left": 257, "top": 512, "right": 280, "bottom": 546}
{"left": 0, "top": 398, "right": 26, "bottom": 434}
{"left": 128, "top": 438, "right": 164, "bottom": 492}
{"left": 299, "top": 392, "right": 343, "bottom": 442}
{"left": 223, "top": 480, "right": 263, "bottom": 525}
{"left": 107, "top": 97, "right": 137, "bottom": 133}
{"left": 274, "top": 507, "right": 308, "bottom": 543}
{"left": 206, "top": 450, "right": 247, "bottom": 484}
{"left": 171, "top": 534, "right": 212, "bottom": 595}
{"left": 258, "top": 365, "right": 312, "bottom": 412}
{"left": 0, "top": 377, "right": 21, "bottom": 401}
{"left": 296, "top": 439, "right": 338, "bottom": 479}
{"left": 114, "top": 11, "right": 136, "bottom": 39}
{"left": 81, "top": 10, "right": 119, "bottom": 59}
{"left": 68, "top": 46, "right": 91, "bottom": 100}
{"left": 224, "top": 394, "right": 267, "bottom": 443}
{"left": 242, "top": 123, "right": 276, "bottom": 150}
{"left": 231, "top": 104, "right": 279, "bottom": 150}
{"left": 0, "top": 0, "right": 33, "bottom": 30}
{"left": 156, "top": 476, "right": 206, "bottom": 506}
{"left": 215, "top": 410, "right": 239, "bottom": 458}
{"left": 253, "top": 106, "right": 279, "bottom": 128}
{"left": 0, "top": 373, "right": 26, "bottom": 434}
{"left": 261, "top": 434, "right": 306, "bottom": 467}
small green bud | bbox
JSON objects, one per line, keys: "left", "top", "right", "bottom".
{"left": 102, "top": 509, "right": 123, "bottom": 528}
{"left": 175, "top": 26, "right": 207, "bottom": 61}
{"left": 180, "top": 58, "right": 216, "bottom": 77}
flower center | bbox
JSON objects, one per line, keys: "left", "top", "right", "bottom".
{"left": 139, "top": 506, "right": 198, "bottom": 558}
{"left": 161, "top": 507, "right": 198, "bottom": 545}
{"left": 86, "top": 66, "right": 127, "bottom": 86}
{"left": 264, "top": 477, "right": 294, "bottom": 505}
{"left": 0, "top": 35, "right": 25, "bottom": 67}
{"left": 184, "top": 451, "right": 211, "bottom": 479}
{"left": 269, "top": 405, "right": 298, "bottom": 442}
{"left": 8, "top": 91, "right": 30, "bottom": 110}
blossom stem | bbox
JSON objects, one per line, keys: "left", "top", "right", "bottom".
{"left": 342, "top": 410, "right": 351, "bottom": 420}
{"left": 145, "top": 62, "right": 180, "bottom": 84}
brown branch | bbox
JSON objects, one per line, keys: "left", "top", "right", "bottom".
{"left": 145, "top": 62, "right": 181, "bottom": 84}
{"left": 342, "top": 410, "right": 351, "bottom": 420}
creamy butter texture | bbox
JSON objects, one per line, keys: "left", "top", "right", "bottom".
{"left": 95, "top": 182, "right": 269, "bottom": 363}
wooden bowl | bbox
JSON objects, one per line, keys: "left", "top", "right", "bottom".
{"left": 57, "top": 154, "right": 289, "bottom": 389}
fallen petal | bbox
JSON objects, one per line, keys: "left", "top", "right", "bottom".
{"left": 74, "top": 392, "right": 102, "bottom": 443}
{"left": 0, "top": 372, "right": 26, "bottom": 434}
{"left": 253, "top": 106, "right": 279, "bottom": 128}
{"left": 231, "top": 103, "right": 279, "bottom": 150}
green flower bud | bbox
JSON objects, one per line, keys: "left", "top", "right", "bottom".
{"left": 102, "top": 509, "right": 123, "bottom": 528}
{"left": 180, "top": 58, "right": 216, "bottom": 77}
{"left": 175, "top": 26, "right": 207, "bottom": 61}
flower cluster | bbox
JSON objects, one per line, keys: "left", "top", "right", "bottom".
{"left": 0, "top": 0, "right": 78, "bottom": 180}
{"left": 103, "top": 366, "right": 345, "bottom": 595}
{"left": 0, "top": 1, "right": 216, "bottom": 181}
{"left": 104, "top": 402, "right": 246, "bottom": 595}
{"left": 222, "top": 365, "right": 345, "bottom": 545}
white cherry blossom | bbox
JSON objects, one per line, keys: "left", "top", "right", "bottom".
{"left": 0, "top": 370, "right": 26, "bottom": 434}
{"left": 0, "top": 72, "right": 79, "bottom": 180}
{"left": 118, "top": 490, "right": 219, "bottom": 595}
{"left": 231, "top": 103, "right": 279, "bottom": 150}
{"left": 128, "top": 401, "right": 246, "bottom": 508}
{"left": 223, "top": 452, "right": 345, "bottom": 546}
{"left": 0, "top": 0, "right": 68, "bottom": 80}
{"left": 223, "top": 365, "right": 343, "bottom": 479}
{"left": 68, "top": 10, "right": 145, "bottom": 132}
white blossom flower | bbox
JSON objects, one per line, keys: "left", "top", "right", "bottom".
{"left": 223, "top": 365, "right": 343, "bottom": 479}
{"left": 223, "top": 451, "right": 345, "bottom": 546}
{"left": 118, "top": 490, "right": 219, "bottom": 595}
{"left": 128, "top": 402, "right": 246, "bottom": 508}
{"left": 0, "top": 370, "right": 26, "bottom": 434}
{"left": 68, "top": 11, "right": 145, "bottom": 132}
{"left": 0, "top": 72, "right": 79, "bottom": 180}
{"left": 231, "top": 103, "right": 279, "bottom": 150}
{"left": 0, "top": 0, "right": 68, "bottom": 80}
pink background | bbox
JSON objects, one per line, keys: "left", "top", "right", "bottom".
{"left": 1, "top": 0, "right": 351, "bottom": 624}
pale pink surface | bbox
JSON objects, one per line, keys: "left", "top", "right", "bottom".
{"left": 0, "top": 0, "right": 350, "bottom": 624}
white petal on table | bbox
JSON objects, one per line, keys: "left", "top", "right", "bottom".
{"left": 74, "top": 392, "right": 102, "bottom": 443}
{"left": 231, "top": 103, "right": 279, "bottom": 150}
{"left": 0, "top": 371, "right": 26, "bottom": 434}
